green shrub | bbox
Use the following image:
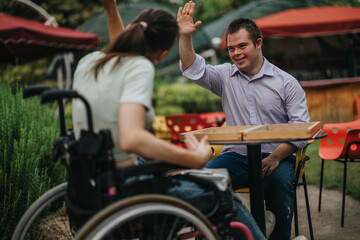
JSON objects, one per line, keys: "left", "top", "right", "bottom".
{"left": 0, "top": 59, "right": 49, "bottom": 90}
{"left": 0, "top": 84, "right": 66, "bottom": 239}
{"left": 153, "top": 82, "right": 223, "bottom": 115}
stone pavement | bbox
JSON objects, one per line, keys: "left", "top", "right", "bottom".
{"left": 236, "top": 185, "right": 360, "bottom": 240}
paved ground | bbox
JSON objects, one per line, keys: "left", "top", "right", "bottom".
{"left": 236, "top": 185, "right": 360, "bottom": 240}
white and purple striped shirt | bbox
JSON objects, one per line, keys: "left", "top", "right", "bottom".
{"left": 181, "top": 54, "right": 309, "bottom": 155}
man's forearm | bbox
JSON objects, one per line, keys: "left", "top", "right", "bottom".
{"left": 179, "top": 34, "right": 196, "bottom": 71}
{"left": 269, "top": 142, "right": 297, "bottom": 161}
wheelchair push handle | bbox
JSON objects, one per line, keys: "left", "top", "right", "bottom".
{"left": 23, "top": 85, "right": 68, "bottom": 136}
{"left": 41, "top": 89, "right": 79, "bottom": 103}
{"left": 41, "top": 89, "right": 94, "bottom": 132}
{"left": 23, "top": 85, "right": 53, "bottom": 98}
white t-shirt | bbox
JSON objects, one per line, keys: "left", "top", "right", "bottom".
{"left": 72, "top": 51, "right": 155, "bottom": 161}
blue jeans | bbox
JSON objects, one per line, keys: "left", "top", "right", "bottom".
{"left": 167, "top": 179, "right": 266, "bottom": 240}
{"left": 206, "top": 152, "right": 296, "bottom": 240}
{"left": 123, "top": 165, "right": 265, "bottom": 240}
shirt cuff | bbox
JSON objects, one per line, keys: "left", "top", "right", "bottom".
{"left": 179, "top": 54, "right": 206, "bottom": 80}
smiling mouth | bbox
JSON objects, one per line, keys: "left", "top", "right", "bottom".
{"left": 234, "top": 56, "right": 246, "bottom": 64}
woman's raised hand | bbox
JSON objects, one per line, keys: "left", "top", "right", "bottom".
{"left": 100, "top": 0, "right": 124, "bottom": 45}
{"left": 100, "top": 0, "right": 117, "bottom": 10}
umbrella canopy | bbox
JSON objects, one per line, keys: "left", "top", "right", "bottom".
{"left": 254, "top": 6, "right": 360, "bottom": 80}
{"left": 256, "top": 6, "right": 360, "bottom": 37}
{"left": 202, "top": 0, "right": 330, "bottom": 41}
{"left": 0, "top": 13, "right": 99, "bottom": 64}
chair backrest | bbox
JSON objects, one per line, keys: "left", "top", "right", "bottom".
{"left": 319, "top": 119, "right": 360, "bottom": 160}
{"left": 340, "top": 129, "right": 360, "bottom": 160}
{"left": 352, "top": 97, "right": 360, "bottom": 120}
{"left": 295, "top": 139, "right": 314, "bottom": 180}
{"left": 199, "top": 112, "right": 226, "bottom": 127}
{"left": 209, "top": 121, "right": 226, "bottom": 159}
{"left": 165, "top": 114, "right": 211, "bottom": 147}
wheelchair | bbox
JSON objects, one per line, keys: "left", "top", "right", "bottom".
{"left": 12, "top": 86, "right": 254, "bottom": 240}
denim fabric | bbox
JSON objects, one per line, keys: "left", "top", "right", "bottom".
{"left": 122, "top": 172, "right": 265, "bottom": 239}
{"left": 167, "top": 179, "right": 266, "bottom": 240}
{"left": 206, "top": 151, "right": 296, "bottom": 240}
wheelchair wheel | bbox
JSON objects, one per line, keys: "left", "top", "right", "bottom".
{"left": 75, "top": 194, "right": 219, "bottom": 240}
{"left": 12, "top": 182, "right": 72, "bottom": 240}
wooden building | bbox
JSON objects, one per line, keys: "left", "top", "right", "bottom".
{"left": 301, "top": 77, "right": 360, "bottom": 124}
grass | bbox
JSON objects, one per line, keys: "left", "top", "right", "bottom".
{"left": 305, "top": 140, "right": 360, "bottom": 200}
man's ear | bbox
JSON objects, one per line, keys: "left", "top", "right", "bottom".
{"left": 256, "top": 38, "right": 263, "bottom": 49}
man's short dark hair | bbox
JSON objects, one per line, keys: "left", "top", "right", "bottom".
{"left": 225, "top": 18, "right": 263, "bottom": 46}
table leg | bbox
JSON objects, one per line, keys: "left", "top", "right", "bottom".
{"left": 247, "top": 144, "right": 265, "bottom": 234}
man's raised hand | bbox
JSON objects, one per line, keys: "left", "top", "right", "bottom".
{"left": 177, "top": 1, "right": 202, "bottom": 36}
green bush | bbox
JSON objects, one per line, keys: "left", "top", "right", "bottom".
{"left": 0, "top": 59, "right": 49, "bottom": 90}
{"left": 153, "top": 82, "right": 223, "bottom": 115}
{"left": 0, "top": 84, "right": 66, "bottom": 239}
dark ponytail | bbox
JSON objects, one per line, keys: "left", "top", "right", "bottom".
{"left": 93, "top": 8, "right": 178, "bottom": 79}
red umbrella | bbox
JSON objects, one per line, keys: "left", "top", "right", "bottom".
{"left": 255, "top": 6, "right": 360, "bottom": 37}
{"left": 0, "top": 13, "right": 99, "bottom": 64}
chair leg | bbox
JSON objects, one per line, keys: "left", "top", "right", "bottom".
{"left": 318, "top": 159, "right": 324, "bottom": 212}
{"left": 341, "top": 159, "right": 348, "bottom": 227}
{"left": 303, "top": 174, "right": 314, "bottom": 240}
{"left": 294, "top": 189, "right": 299, "bottom": 237}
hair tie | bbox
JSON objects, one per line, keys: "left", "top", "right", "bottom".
{"left": 139, "top": 21, "right": 148, "bottom": 29}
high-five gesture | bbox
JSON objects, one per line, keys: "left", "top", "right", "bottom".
{"left": 178, "top": 1, "right": 201, "bottom": 71}
{"left": 177, "top": 1, "right": 201, "bottom": 37}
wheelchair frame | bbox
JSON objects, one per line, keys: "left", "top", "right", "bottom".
{"left": 12, "top": 86, "right": 254, "bottom": 240}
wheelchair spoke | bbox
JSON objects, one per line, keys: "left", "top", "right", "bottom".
{"left": 75, "top": 195, "right": 218, "bottom": 240}
{"left": 166, "top": 215, "right": 179, "bottom": 240}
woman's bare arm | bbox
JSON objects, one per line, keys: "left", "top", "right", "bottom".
{"left": 118, "top": 103, "right": 211, "bottom": 169}
{"left": 101, "top": 0, "right": 124, "bottom": 45}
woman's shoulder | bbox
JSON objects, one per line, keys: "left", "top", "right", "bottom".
{"left": 119, "top": 56, "right": 155, "bottom": 75}
{"left": 124, "top": 55, "right": 153, "bottom": 67}
{"left": 78, "top": 51, "right": 105, "bottom": 66}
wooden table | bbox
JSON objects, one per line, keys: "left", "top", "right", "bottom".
{"left": 180, "top": 122, "right": 323, "bottom": 234}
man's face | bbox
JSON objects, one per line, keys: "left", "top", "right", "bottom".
{"left": 226, "top": 28, "right": 263, "bottom": 78}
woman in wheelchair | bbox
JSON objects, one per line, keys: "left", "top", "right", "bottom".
{"left": 70, "top": 0, "right": 267, "bottom": 239}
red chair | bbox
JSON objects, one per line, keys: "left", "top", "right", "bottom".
{"left": 318, "top": 120, "right": 360, "bottom": 227}
{"left": 165, "top": 113, "right": 211, "bottom": 148}
{"left": 199, "top": 112, "right": 226, "bottom": 127}
{"left": 352, "top": 97, "right": 360, "bottom": 120}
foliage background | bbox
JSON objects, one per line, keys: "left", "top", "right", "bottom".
{"left": 0, "top": 84, "right": 67, "bottom": 239}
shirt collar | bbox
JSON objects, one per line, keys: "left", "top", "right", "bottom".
{"left": 230, "top": 57, "right": 275, "bottom": 80}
